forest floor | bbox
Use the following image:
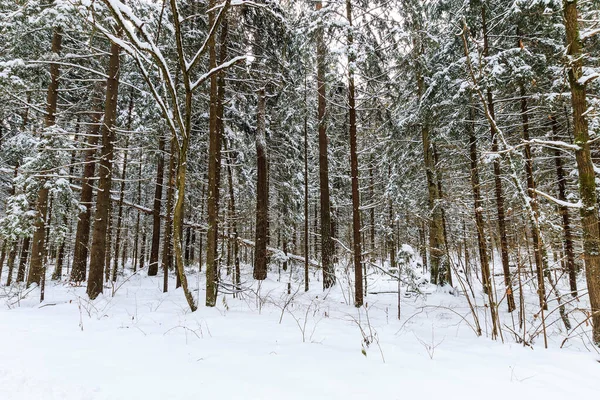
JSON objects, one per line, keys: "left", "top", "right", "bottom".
{"left": 0, "top": 261, "right": 598, "bottom": 400}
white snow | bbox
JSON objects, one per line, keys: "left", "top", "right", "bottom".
{"left": 0, "top": 264, "right": 597, "bottom": 400}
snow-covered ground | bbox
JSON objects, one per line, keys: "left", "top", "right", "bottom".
{"left": 0, "top": 261, "right": 597, "bottom": 400}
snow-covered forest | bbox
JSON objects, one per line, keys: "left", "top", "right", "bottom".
{"left": 0, "top": 0, "right": 599, "bottom": 398}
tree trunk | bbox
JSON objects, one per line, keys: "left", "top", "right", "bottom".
{"left": 148, "top": 135, "right": 165, "bottom": 276}
{"left": 316, "top": 1, "right": 335, "bottom": 289}
{"left": 162, "top": 136, "right": 176, "bottom": 292}
{"left": 468, "top": 102, "right": 498, "bottom": 338}
{"left": 482, "top": 5, "right": 515, "bottom": 312}
{"left": 27, "top": 28, "right": 62, "bottom": 287}
{"left": 139, "top": 224, "right": 147, "bottom": 271}
{"left": 205, "top": 0, "right": 222, "bottom": 307}
{"left": 224, "top": 140, "right": 239, "bottom": 290}
{"left": 415, "top": 35, "right": 445, "bottom": 286}
{"left": 16, "top": 238, "right": 30, "bottom": 283}
{"left": 253, "top": 88, "right": 268, "bottom": 281}
{"left": 198, "top": 182, "right": 205, "bottom": 272}
{"left": 518, "top": 77, "right": 546, "bottom": 310}
{"left": 304, "top": 69, "right": 310, "bottom": 292}
{"left": 5, "top": 243, "right": 17, "bottom": 286}
{"left": 550, "top": 115, "right": 577, "bottom": 296}
{"left": 87, "top": 39, "right": 121, "bottom": 300}
{"left": 346, "top": 0, "right": 363, "bottom": 307}
{"left": 433, "top": 144, "right": 453, "bottom": 287}
{"left": 132, "top": 150, "right": 143, "bottom": 273}
{"left": 563, "top": 0, "right": 600, "bottom": 344}
{"left": 111, "top": 91, "right": 134, "bottom": 282}
{"left": 71, "top": 87, "right": 103, "bottom": 283}
{"left": 185, "top": 227, "right": 192, "bottom": 264}
{"left": 104, "top": 202, "right": 113, "bottom": 282}
{"left": 0, "top": 242, "right": 6, "bottom": 282}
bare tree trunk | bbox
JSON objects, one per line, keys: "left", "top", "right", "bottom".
{"left": 185, "top": 227, "right": 192, "bottom": 264}
{"left": 27, "top": 28, "right": 62, "bottom": 287}
{"left": 132, "top": 150, "right": 143, "bottom": 272}
{"left": 111, "top": 91, "right": 134, "bottom": 282}
{"left": 254, "top": 87, "right": 268, "bottom": 281}
{"left": 16, "top": 238, "right": 30, "bottom": 283}
{"left": 346, "top": 0, "right": 363, "bottom": 306}
{"left": 224, "top": 139, "right": 239, "bottom": 292}
{"left": 104, "top": 203, "right": 113, "bottom": 282}
{"left": 421, "top": 124, "right": 444, "bottom": 285}
{"left": 198, "top": 182, "right": 205, "bottom": 272}
{"left": 148, "top": 135, "right": 165, "bottom": 276}
{"left": 433, "top": 144, "right": 453, "bottom": 287}
{"left": 369, "top": 167, "right": 375, "bottom": 257}
{"left": 71, "top": 88, "right": 103, "bottom": 283}
{"left": 87, "top": 39, "right": 121, "bottom": 300}
{"left": 205, "top": 0, "right": 222, "bottom": 306}
{"left": 139, "top": 224, "right": 147, "bottom": 271}
{"left": 304, "top": 69, "right": 310, "bottom": 293}
{"left": 563, "top": 0, "right": 600, "bottom": 344}
{"left": 518, "top": 77, "right": 546, "bottom": 310}
{"left": 481, "top": 5, "right": 515, "bottom": 312}
{"left": 0, "top": 242, "right": 6, "bottom": 282}
{"left": 316, "top": 1, "right": 335, "bottom": 289}
{"left": 550, "top": 116, "right": 577, "bottom": 296}
{"left": 468, "top": 102, "right": 498, "bottom": 338}
{"left": 53, "top": 119, "right": 80, "bottom": 281}
{"left": 5, "top": 243, "right": 17, "bottom": 286}
{"left": 162, "top": 136, "right": 176, "bottom": 292}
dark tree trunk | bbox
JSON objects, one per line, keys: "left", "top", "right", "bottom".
{"left": 254, "top": 88, "right": 268, "bottom": 281}
{"left": 517, "top": 65, "right": 547, "bottom": 310}
{"left": 433, "top": 144, "right": 452, "bottom": 287}
{"left": 104, "top": 203, "right": 113, "bottom": 282}
{"left": 316, "top": 1, "right": 335, "bottom": 289}
{"left": 184, "top": 227, "right": 191, "bottom": 264}
{"left": 198, "top": 182, "right": 206, "bottom": 272}
{"left": 224, "top": 138, "right": 239, "bottom": 290}
{"left": 87, "top": 39, "right": 121, "bottom": 300}
{"left": 468, "top": 103, "right": 498, "bottom": 338}
{"left": 482, "top": 5, "right": 515, "bottom": 312}
{"left": 205, "top": 0, "right": 222, "bottom": 306}
{"left": 148, "top": 135, "right": 165, "bottom": 276}
{"left": 71, "top": 88, "right": 103, "bottom": 283}
{"left": 111, "top": 92, "right": 134, "bottom": 282}
{"left": 304, "top": 69, "right": 310, "bottom": 292}
{"left": 550, "top": 116, "right": 577, "bottom": 296}
{"left": 346, "top": 0, "right": 363, "bottom": 307}
{"left": 27, "top": 28, "right": 62, "bottom": 287}
{"left": 0, "top": 242, "right": 6, "bottom": 282}
{"left": 162, "top": 136, "right": 176, "bottom": 292}
{"left": 563, "top": 0, "right": 600, "bottom": 344}
{"left": 5, "top": 243, "right": 17, "bottom": 286}
{"left": 139, "top": 224, "right": 147, "bottom": 271}
{"left": 16, "top": 238, "right": 30, "bottom": 283}
{"left": 132, "top": 151, "right": 143, "bottom": 272}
